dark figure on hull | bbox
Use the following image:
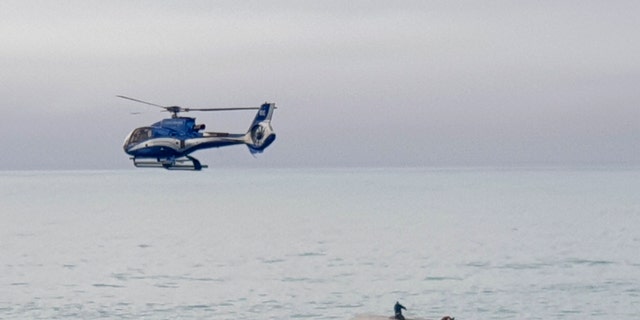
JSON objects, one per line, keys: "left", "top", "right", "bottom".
{"left": 394, "top": 301, "right": 406, "bottom": 320}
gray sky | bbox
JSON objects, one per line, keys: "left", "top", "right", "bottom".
{"left": 1, "top": 0, "right": 639, "bottom": 169}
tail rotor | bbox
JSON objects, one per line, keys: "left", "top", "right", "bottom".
{"left": 246, "top": 103, "right": 276, "bottom": 154}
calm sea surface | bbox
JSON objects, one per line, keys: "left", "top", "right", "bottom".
{"left": 1, "top": 168, "right": 639, "bottom": 319}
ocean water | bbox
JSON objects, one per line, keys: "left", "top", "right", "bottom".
{"left": 1, "top": 167, "right": 639, "bottom": 319}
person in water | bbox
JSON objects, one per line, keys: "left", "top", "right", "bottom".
{"left": 394, "top": 301, "right": 406, "bottom": 320}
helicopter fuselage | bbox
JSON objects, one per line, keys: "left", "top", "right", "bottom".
{"left": 123, "top": 117, "right": 244, "bottom": 157}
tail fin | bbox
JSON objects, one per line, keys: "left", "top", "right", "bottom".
{"left": 246, "top": 102, "right": 276, "bottom": 154}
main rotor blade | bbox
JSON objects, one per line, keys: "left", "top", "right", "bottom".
{"left": 185, "top": 107, "right": 260, "bottom": 112}
{"left": 117, "top": 95, "right": 265, "bottom": 113}
{"left": 116, "top": 95, "right": 166, "bottom": 109}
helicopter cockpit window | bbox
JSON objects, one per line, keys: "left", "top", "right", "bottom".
{"left": 128, "top": 127, "right": 153, "bottom": 144}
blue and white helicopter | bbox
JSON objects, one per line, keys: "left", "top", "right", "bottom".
{"left": 118, "top": 95, "right": 276, "bottom": 170}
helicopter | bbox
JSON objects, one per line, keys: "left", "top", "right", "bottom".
{"left": 118, "top": 95, "right": 276, "bottom": 170}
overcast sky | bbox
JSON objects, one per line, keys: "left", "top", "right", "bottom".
{"left": 1, "top": 0, "right": 639, "bottom": 170}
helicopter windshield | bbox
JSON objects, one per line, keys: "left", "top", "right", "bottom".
{"left": 126, "top": 127, "right": 153, "bottom": 145}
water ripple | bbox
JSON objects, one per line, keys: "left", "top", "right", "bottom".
{"left": 92, "top": 283, "right": 125, "bottom": 288}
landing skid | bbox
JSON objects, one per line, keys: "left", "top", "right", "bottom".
{"left": 132, "top": 156, "right": 208, "bottom": 171}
